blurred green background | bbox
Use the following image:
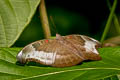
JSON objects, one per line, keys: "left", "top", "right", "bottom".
{"left": 13, "top": 0, "right": 120, "bottom": 47}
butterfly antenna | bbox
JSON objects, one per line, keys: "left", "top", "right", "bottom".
{"left": 50, "top": 16, "right": 58, "bottom": 34}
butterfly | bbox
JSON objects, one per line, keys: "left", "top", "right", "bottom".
{"left": 17, "top": 34, "right": 101, "bottom": 67}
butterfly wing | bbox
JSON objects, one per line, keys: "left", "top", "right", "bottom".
{"left": 16, "top": 39, "right": 53, "bottom": 64}
{"left": 17, "top": 39, "right": 83, "bottom": 67}
{"left": 64, "top": 34, "right": 101, "bottom": 60}
{"left": 17, "top": 34, "right": 101, "bottom": 67}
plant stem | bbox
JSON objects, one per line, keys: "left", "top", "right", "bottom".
{"left": 113, "top": 15, "right": 120, "bottom": 34}
{"left": 107, "top": 0, "right": 120, "bottom": 34}
{"left": 39, "top": 0, "right": 51, "bottom": 39}
{"left": 100, "top": 0, "right": 117, "bottom": 43}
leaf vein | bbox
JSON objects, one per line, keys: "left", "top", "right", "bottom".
{"left": 0, "top": 15, "right": 7, "bottom": 46}
{"left": 16, "top": 68, "right": 120, "bottom": 80}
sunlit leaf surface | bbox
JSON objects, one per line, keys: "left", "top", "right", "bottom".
{"left": 0, "top": 0, "right": 41, "bottom": 47}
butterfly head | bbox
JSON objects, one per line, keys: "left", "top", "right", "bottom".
{"left": 16, "top": 51, "right": 26, "bottom": 64}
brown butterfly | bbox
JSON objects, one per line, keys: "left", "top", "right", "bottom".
{"left": 17, "top": 34, "right": 101, "bottom": 67}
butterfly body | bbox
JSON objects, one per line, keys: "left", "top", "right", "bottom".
{"left": 17, "top": 34, "right": 101, "bottom": 67}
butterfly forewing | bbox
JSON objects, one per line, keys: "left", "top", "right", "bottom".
{"left": 17, "top": 38, "right": 84, "bottom": 67}
{"left": 17, "top": 34, "right": 101, "bottom": 67}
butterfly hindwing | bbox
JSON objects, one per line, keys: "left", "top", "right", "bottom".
{"left": 64, "top": 34, "right": 101, "bottom": 60}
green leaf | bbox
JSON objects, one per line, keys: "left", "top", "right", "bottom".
{"left": 0, "top": 47, "right": 120, "bottom": 80}
{"left": 0, "top": 0, "right": 41, "bottom": 47}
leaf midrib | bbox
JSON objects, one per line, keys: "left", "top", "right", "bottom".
{"left": 15, "top": 67, "right": 120, "bottom": 80}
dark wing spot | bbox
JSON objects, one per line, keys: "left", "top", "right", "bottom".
{"left": 74, "top": 35, "right": 85, "bottom": 46}
{"left": 23, "top": 46, "right": 32, "bottom": 54}
{"left": 28, "top": 55, "right": 30, "bottom": 57}
{"left": 32, "top": 42, "right": 40, "bottom": 50}
{"left": 76, "top": 36, "right": 85, "bottom": 42}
